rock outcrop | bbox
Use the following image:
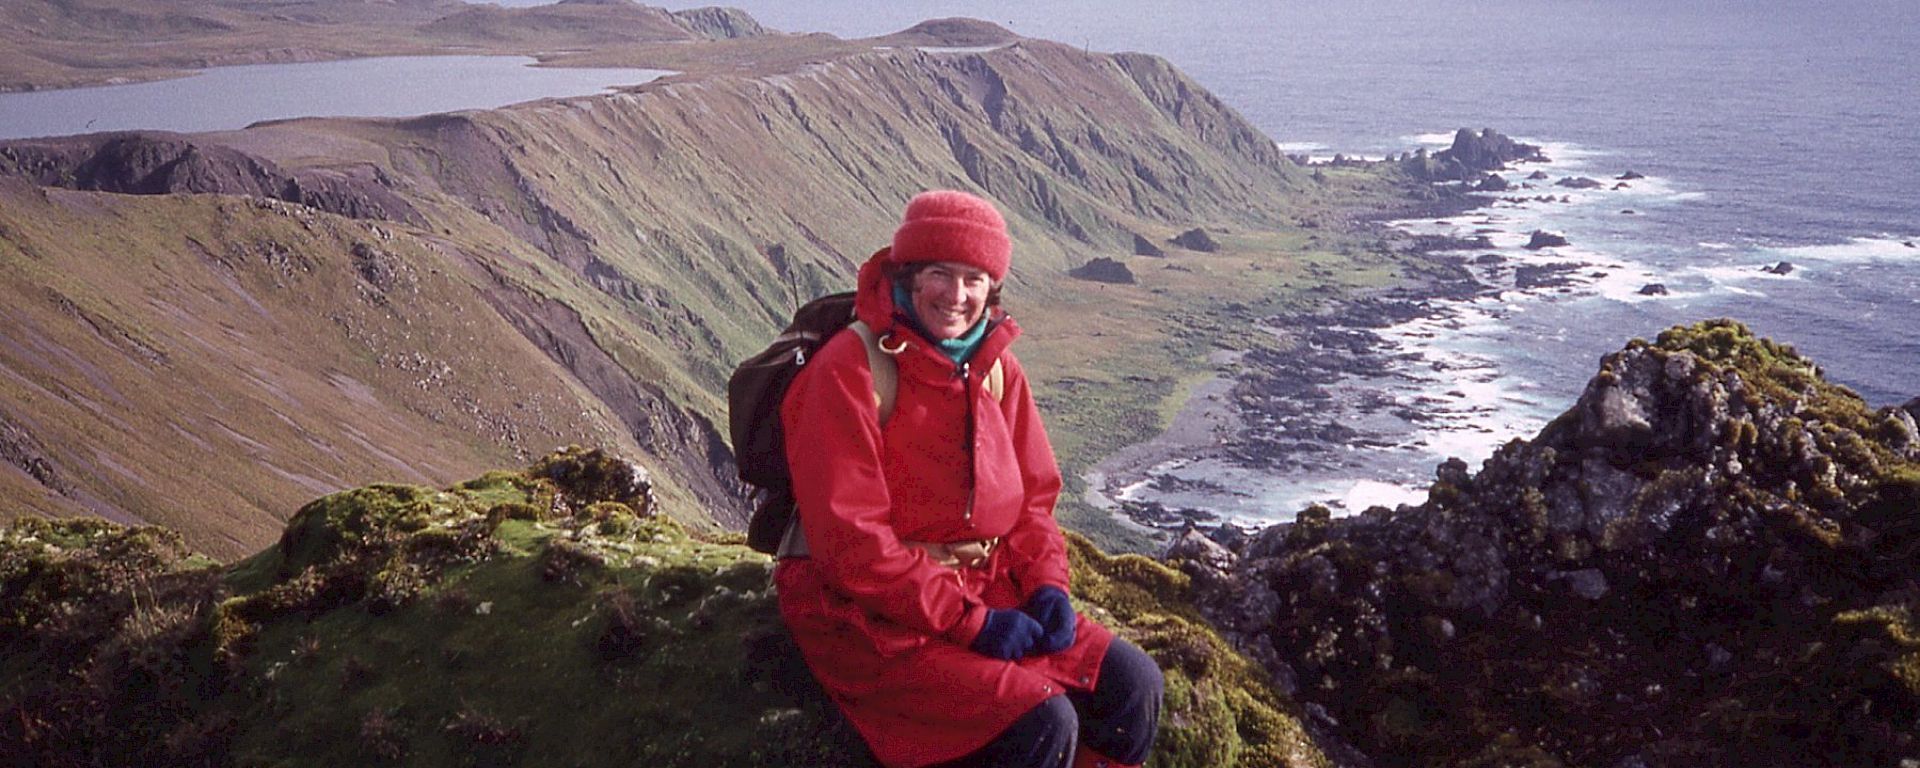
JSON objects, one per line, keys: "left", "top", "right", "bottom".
{"left": 1402, "top": 128, "right": 1547, "bottom": 182}
{"left": 1171, "top": 227, "right": 1221, "bottom": 252}
{"left": 1069, "top": 256, "right": 1136, "bottom": 284}
{"left": 669, "top": 6, "right": 769, "bottom": 39}
{"left": 1524, "top": 230, "right": 1570, "bottom": 249}
{"left": 0, "top": 134, "right": 423, "bottom": 224}
{"left": 1168, "top": 321, "right": 1920, "bottom": 767}
{"left": 1133, "top": 232, "right": 1167, "bottom": 257}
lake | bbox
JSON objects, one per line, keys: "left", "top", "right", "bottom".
{"left": 0, "top": 55, "right": 670, "bottom": 140}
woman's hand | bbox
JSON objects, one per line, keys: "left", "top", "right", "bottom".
{"left": 1021, "top": 586, "right": 1076, "bottom": 654}
{"left": 971, "top": 608, "right": 1045, "bottom": 659}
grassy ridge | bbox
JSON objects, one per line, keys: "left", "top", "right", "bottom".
{"left": 1, "top": 33, "right": 1444, "bottom": 557}
{"left": 0, "top": 448, "right": 1331, "bottom": 766}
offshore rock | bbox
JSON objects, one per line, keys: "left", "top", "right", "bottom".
{"left": 1177, "top": 320, "right": 1920, "bottom": 767}
{"left": 1553, "top": 176, "right": 1604, "bottom": 189}
{"left": 1524, "top": 230, "right": 1570, "bottom": 249}
{"left": 1402, "top": 128, "right": 1547, "bottom": 182}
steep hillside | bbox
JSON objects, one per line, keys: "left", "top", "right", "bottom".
{"left": 1, "top": 31, "right": 1425, "bottom": 558}
{"left": 0, "top": 178, "right": 639, "bottom": 557}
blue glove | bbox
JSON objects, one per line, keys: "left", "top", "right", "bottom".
{"left": 1021, "top": 586, "right": 1077, "bottom": 654}
{"left": 971, "top": 608, "right": 1045, "bottom": 660}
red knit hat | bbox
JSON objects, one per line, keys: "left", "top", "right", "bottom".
{"left": 889, "top": 190, "right": 1011, "bottom": 280}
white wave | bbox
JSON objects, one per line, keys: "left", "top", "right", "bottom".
{"left": 1274, "top": 140, "right": 1328, "bottom": 153}
{"left": 1339, "top": 480, "right": 1430, "bottom": 512}
{"left": 1693, "top": 263, "right": 1804, "bottom": 283}
{"left": 1763, "top": 236, "right": 1920, "bottom": 263}
{"left": 1405, "top": 131, "right": 1459, "bottom": 147}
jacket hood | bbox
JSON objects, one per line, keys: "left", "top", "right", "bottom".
{"left": 854, "top": 248, "right": 1020, "bottom": 373}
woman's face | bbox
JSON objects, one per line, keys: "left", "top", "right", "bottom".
{"left": 909, "top": 261, "right": 993, "bottom": 340}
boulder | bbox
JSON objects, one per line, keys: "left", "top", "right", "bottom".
{"left": 1069, "top": 257, "right": 1136, "bottom": 284}
{"left": 1524, "top": 230, "right": 1570, "bottom": 249}
{"left": 1132, "top": 232, "right": 1166, "bottom": 257}
{"left": 1763, "top": 261, "right": 1795, "bottom": 275}
{"left": 1617, "top": 170, "right": 1646, "bottom": 180}
{"left": 1554, "top": 176, "right": 1604, "bottom": 189}
{"left": 1515, "top": 262, "right": 1581, "bottom": 289}
{"left": 1475, "top": 173, "right": 1511, "bottom": 192}
{"left": 1169, "top": 227, "right": 1220, "bottom": 252}
{"left": 1527, "top": 170, "right": 1551, "bottom": 181}
{"left": 1638, "top": 283, "right": 1669, "bottom": 296}
{"left": 1473, "top": 253, "right": 1506, "bottom": 265}
{"left": 1164, "top": 527, "right": 1238, "bottom": 572}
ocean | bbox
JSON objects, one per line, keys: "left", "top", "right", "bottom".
{"left": 17, "top": 1, "right": 1913, "bottom": 526}
{"left": 644, "top": 0, "right": 1920, "bottom": 523}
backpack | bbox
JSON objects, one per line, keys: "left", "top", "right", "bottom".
{"left": 728, "top": 291, "right": 1002, "bottom": 555}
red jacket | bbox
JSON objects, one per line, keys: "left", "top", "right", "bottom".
{"left": 774, "top": 249, "right": 1113, "bottom": 767}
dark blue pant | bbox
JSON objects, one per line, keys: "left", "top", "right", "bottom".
{"left": 933, "top": 639, "right": 1163, "bottom": 768}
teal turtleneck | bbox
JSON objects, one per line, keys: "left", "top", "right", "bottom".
{"left": 893, "top": 282, "right": 990, "bottom": 365}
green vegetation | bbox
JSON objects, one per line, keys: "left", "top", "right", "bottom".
{"left": 1, "top": 448, "right": 1330, "bottom": 766}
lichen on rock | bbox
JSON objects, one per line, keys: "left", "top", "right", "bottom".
{"left": 1173, "top": 319, "right": 1920, "bottom": 766}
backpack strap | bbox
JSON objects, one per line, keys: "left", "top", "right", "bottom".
{"left": 847, "top": 320, "right": 898, "bottom": 424}
{"left": 776, "top": 330, "right": 1005, "bottom": 561}
{"left": 779, "top": 322, "right": 895, "bottom": 561}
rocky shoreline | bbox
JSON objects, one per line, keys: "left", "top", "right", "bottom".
{"left": 1090, "top": 228, "right": 1495, "bottom": 532}
{"left": 1091, "top": 130, "right": 1550, "bottom": 532}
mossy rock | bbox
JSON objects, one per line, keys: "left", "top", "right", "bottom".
{"left": 0, "top": 448, "right": 1333, "bottom": 767}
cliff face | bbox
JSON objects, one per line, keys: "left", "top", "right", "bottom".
{"left": 0, "top": 36, "right": 1327, "bottom": 559}
{"left": 1171, "top": 320, "right": 1920, "bottom": 766}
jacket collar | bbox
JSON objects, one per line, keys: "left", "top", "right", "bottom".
{"left": 854, "top": 248, "right": 1020, "bottom": 377}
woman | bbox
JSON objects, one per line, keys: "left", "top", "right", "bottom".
{"left": 776, "top": 190, "right": 1162, "bottom": 768}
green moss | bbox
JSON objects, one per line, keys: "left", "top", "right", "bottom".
{"left": 1066, "top": 533, "right": 1330, "bottom": 767}
{"left": 2, "top": 446, "right": 1335, "bottom": 766}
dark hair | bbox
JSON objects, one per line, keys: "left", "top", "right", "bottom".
{"left": 892, "top": 261, "right": 1003, "bottom": 307}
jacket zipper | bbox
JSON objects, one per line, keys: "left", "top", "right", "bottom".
{"left": 960, "top": 360, "right": 977, "bottom": 525}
